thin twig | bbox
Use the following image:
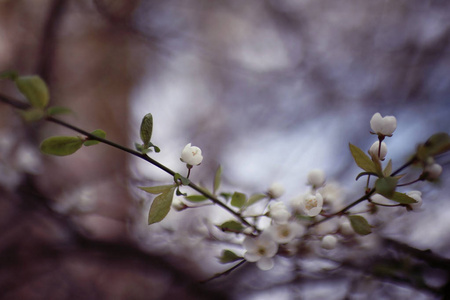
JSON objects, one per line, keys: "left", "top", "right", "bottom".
{"left": 199, "top": 260, "right": 246, "bottom": 284}
{"left": 0, "top": 93, "right": 256, "bottom": 230}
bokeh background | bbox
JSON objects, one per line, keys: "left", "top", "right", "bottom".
{"left": 0, "top": 0, "right": 449, "bottom": 299}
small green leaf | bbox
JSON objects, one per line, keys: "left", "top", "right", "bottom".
{"left": 375, "top": 177, "right": 398, "bottom": 198}
{"left": 383, "top": 159, "right": 393, "bottom": 177}
{"left": 0, "top": 70, "right": 18, "bottom": 80}
{"left": 348, "top": 215, "right": 372, "bottom": 235}
{"left": 423, "top": 132, "right": 450, "bottom": 157}
{"left": 148, "top": 187, "right": 176, "bottom": 225}
{"left": 47, "top": 106, "right": 73, "bottom": 116}
{"left": 220, "top": 192, "right": 232, "bottom": 201}
{"left": 40, "top": 136, "right": 84, "bottom": 156}
{"left": 219, "top": 250, "right": 242, "bottom": 264}
{"left": 18, "top": 107, "right": 45, "bottom": 122}
{"left": 245, "top": 193, "right": 267, "bottom": 208}
{"left": 15, "top": 75, "right": 49, "bottom": 108}
{"left": 213, "top": 165, "right": 222, "bottom": 194}
{"left": 389, "top": 192, "right": 417, "bottom": 204}
{"left": 139, "top": 185, "right": 175, "bottom": 194}
{"left": 184, "top": 195, "right": 208, "bottom": 202}
{"left": 231, "top": 192, "right": 247, "bottom": 208}
{"left": 217, "top": 220, "right": 245, "bottom": 232}
{"left": 349, "top": 143, "right": 378, "bottom": 174}
{"left": 140, "top": 113, "right": 153, "bottom": 147}
{"left": 176, "top": 187, "right": 187, "bottom": 196}
{"left": 83, "top": 129, "right": 106, "bottom": 146}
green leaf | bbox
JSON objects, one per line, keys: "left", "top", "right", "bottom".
{"left": 389, "top": 192, "right": 417, "bottom": 204}
{"left": 47, "top": 106, "right": 73, "bottom": 116}
{"left": 217, "top": 220, "right": 245, "bottom": 232}
{"left": 176, "top": 187, "right": 187, "bottom": 196}
{"left": 245, "top": 193, "right": 267, "bottom": 208}
{"left": 15, "top": 75, "right": 49, "bottom": 108}
{"left": 140, "top": 113, "right": 153, "bottom": 147}
{"left": 152, "top": 145, "right": 161, "bottom": 153}
{"left": 219, "top": 250, "right": 242, "bottom": 264}
{"left": 231, "top": 192, "right": 247, "bottom": 208}
{"left": 184, "top": 195, "right": 208, "bottom": 202}
{"left": 375, "top": 177, "right": 398, "bottom": 198}
{"left": 349, "top": 143, "right": 378, "bottom": 174}
{"left": 213, "top": 165, "right": 222, "bottom": 194}
{"left": 423, "top": 132, "right": 450, "bottom": 157}
{"left": 139, "top": 184, "right": 175, "bottom": 195}
{"left": 83, "top": 129, "right": 106, "bottom": 146}
{"left": 40, "top": 136, "right": 84, "bottom": 156}
{"left": 0, "top": 70, "right": 18, "bottom": 80}
{"left": 220, "top": 192, "right": 232, "bottom": 202}
{"left": 383, "top": 159, "right": 392, "bottom": 177}
{"left": 348, "top": 215, "right": 372, "bottom": 235}
{"left": 148, "top": 187, "right": 176, "bottom": 225}
{"left": 18, "top": 107, "right": 45, "bottom": 122}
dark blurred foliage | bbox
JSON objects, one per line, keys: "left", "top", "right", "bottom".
{"left": 0, "top": 0, "right": 449, "bottom": 299}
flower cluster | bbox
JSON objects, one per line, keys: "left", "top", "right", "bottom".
{"left": 240, "top": 169, "right": 345, "bottom": 270}
{"left": 140, "top": 112, "right": 447, "bottom": 274}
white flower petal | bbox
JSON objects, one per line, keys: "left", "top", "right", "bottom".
{"left": 244, "top": 251, "right": 261, "bottom": 262}
{"left": 256, "top": 257, "right": 274, "bottom": 270}
{"left": 243, "top": 236, "right": 258, "bottom": 252}
{"left": 369, "top": 141, "right": 387, "bottom": 160}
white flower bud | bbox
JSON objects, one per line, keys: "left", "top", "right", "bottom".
{"left": 370, "top": 112, "right": 397, "bottom": 136}
{"left": 339, "top": 219, "right": 354, "bottom": 236}
{"left": 268, "top": 202, "right": 291, "bottom": 224}
{"left": 307, "top": 169, "right": 326, "bottom": 188}
{"left": 424, "top": 163, "right": 442, "bottom": 180}
{"left": 321, "top": 234, "right": 337, "bottom": 250}
{"left": 301, "top": 193, "right": 324, "bottom": 217}
{"left": 407, "top": 190, "right": 422, "bottom": 210}
{"left": 180, "top": 143, "right": 203, "bottom": 166}
{"left": 267, "top": 182, "right": 285, "bottom": 199}
{"left": 172, "top": 198, "right": 187, "bottom": 211}
{"left": 369, "top": 141, "right": 388, "bottom": 160}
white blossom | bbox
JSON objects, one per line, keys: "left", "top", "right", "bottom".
{"left": 268, "top": 221, "right": 305, "bottom": 244}
{"left": 369, "top": 141, "right": 388, "bottom": 160}
{"left": 424, "top": 163, "right": 442, "bottom": 180}
{"left": 180, "top": 143, "right": 203, "bottom": 166}
{"left": 267, "top": 182, "right": 285, "bottom": 199}
{"left": 307, "top": 169, "right": 326, "bottom": 188}
{"left": 268, "top": 202, "right": 291, "bottom": 224}
{"left": 301, "top": 193, "right": 324, "bottom": 217}
{"left": 370, "top": 112, "right": 397, "bottom": 136}
{"left": 407, "top": 190, "right": 422, "bottom": 210}
{"left": 321, "top": 234, "right": 338, "bottom": 250}
{"left": 243, "top": 232, "right": 278, "bottom": 270}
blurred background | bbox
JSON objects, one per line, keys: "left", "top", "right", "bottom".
{"left": 0, "top": 0, "right": 449, "bottom": 299}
